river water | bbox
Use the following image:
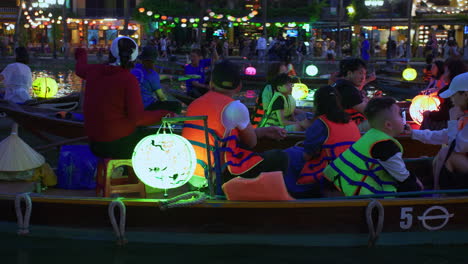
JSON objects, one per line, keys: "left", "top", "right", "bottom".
{"left": 1, "top": 232, "right": 466, "bottom": 264}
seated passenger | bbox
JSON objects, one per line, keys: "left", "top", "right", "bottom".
{"left": 75, "top": 37, "right": 174, "bottom": 159}
{"left": 411, "top": 72, "right": 468, "bottom": 190}
{"left": 421, "top": 58, "right": 467, "bottom": 130}
{"left": 284, "top": 85, "right": 361, "bottom": 198}
{"left": 259, "top": 73, "right": 310, "bottom": 131}
{"left": 323, "top": 97, "right": 423, "bottom": 196}
{"left": 131, "top": 46, "right": 182, "bottom": 114}
{"left": 332, "top": 58, "right": 370, "bottom": 127}
{"left": 182, "top": 60, "right": 288, "bottom": 189}
{"left": 184, "top": 48, "right": 218, "bottom": 98}
{"left": 251, "top": 62, "right": 288, "bottom": 127}
{"left": 0, "top": 47, "right": 32, "bottom": 103}
{"left": 422, "top": 60, "right": 446, "bottom": 95}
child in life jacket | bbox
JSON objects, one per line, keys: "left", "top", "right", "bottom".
{"left": 410, "top": 72, "right": 468, "bottom": 190}
{"left": 259, "top": 73, "right": 311, "bottom": 131}
{"left": 182, "top": 60, "right": 289, "bottom": 189}
{"left": 323, "top": 97, "right": 423, "bottom": 196}
{"left": 251, "top": 62, "right": 288, "bottom": 127}
{"left": 283, "top": 85, "right": 361, "bottom": 198}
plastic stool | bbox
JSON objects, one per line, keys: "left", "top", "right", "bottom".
{"left": 95, "top": 158, "right": 146, "bottom": 198}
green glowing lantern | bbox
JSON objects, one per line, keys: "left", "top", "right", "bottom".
{"left": 32, "top": 77, "right": 58, "bottom": 98}
{"left": 132, "top": 133, "right": 196, "bottom": 189}
{"left": 292, "top": 82, "right": 309, "bottom": 100}
{"left": 305, "top": 64, "right": 319, "bottom": 77}
{"left": 403, "top": 67, "right": 417, "bottom": 81}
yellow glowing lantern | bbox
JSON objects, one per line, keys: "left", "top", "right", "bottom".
{"left": 403, "top": 67, "right": 417, "bottom": 81}
{"left": 292, "top": 82, "right": 309, "bottom": 100}
{"left": 132, "top": 133, "right": 196, "bottom": 189}
{"left": 305, "top": 64, "right": 319, "bottom": 77}
{"left": 32, "top": 77, "right": 58, "bottom": 98}
{"left": 409, "top": 94, "right": 441, "bottom": 125}
{"left": 245, "top": 66, "right": 257, "bottom": 76}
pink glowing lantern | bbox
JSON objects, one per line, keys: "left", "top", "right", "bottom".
{"left": 245, "top": 90, "right": 256, "bottom": 98}
{"left": 245, "top": 66, "right": 257, "bottom": 76}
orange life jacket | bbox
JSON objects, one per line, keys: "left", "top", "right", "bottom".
{"left": 297, "top": 115, "right": 361, "bottom": 184}
{"left": 345, "top": 108, "right": 366, "bottom": 125}
{"left": 182, "top": 91, "right": 264, "bottom": 182}
{"left": 457, "top": 114, "right": 468, "bottom": 131}
{"left": 251, "top": 96, "right": 264, "bottom": 128}
{"left": 222, "top": 171, "right": 294, "bottom": 201}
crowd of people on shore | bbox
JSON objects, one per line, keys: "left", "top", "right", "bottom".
{"left": 1, "top": 36, "right": 468, "bottom": 199}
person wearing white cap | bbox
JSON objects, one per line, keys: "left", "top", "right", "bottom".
{"left": 407, "top": 72, "right": 468, "bottom": 190}
{"left": 75, "top": 36, "right": 174, "bottom": 159}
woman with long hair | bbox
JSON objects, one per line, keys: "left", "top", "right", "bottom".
{"left": 75, "top": 36, "right": 174, "bottom": 159}
{"left": 421, "top": 58, "right": 467, "bottom": 130}
{"left": 423, "top": 60, "right": 446, "bottom": 94}
{"left": 283, "top": 85, "right": 361, "bottom": 198}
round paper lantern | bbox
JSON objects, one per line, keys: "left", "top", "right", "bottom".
{"left": 403, "top": 68, "right": 417, "bottom": 81}
{"left": 409, "top": 95, "right": 441, "bottom": 125}
{"left": 245, "top": 66, "right": 256, "bottom": 76}
{"left": 305, "top": 64, "right": 319, "bottom": 77}
{"left": 292, "top": 83, "right": 309, "bottom": 100}
{"left": 245, "top": 90, "right": 256, "bottom": 98}
{"left": 32, "top": 77, "right": 58, "bottom": 98}
{"left": 132, "top": 133, "right": 196, "bottom": 189}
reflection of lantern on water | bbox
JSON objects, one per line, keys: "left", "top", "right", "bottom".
{"left": 245, "top": 90, "right": 256, "bottom": 98}
{"left": 409, "top": 95, "right": 441, "bottom": 125}
{"left": 292, "top": 83, "right": 309, "bottom": 100}
{"left": 305, "top": 64, "right": 319, "bottom": 77}
{"left": 403, "top": 68, "right": 417, "bottom": 81}
{"left": 132, "top": 134, "right": 196, "bottom": 189}
{"left": 244, "top": 66, "right": 256, "bottom": 76}
{"left": 32, "top": 77, "right": 58, "bottom": 98}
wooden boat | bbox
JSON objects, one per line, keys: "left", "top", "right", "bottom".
{"left": 0, "top": 184, "right": 467, "bottom": 247}
{"left": 1, "top": 102, "right": 462, "bottom": 247}
{"left": 0, "top": 100, "right": 84, "bottom": 142}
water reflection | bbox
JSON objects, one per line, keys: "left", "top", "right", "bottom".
{"left": 30, "top": 70, "right": 83, "bottom": 98}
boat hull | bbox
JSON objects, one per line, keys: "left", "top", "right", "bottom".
{"left": 1, "top": 194, "right": 468, "bottom": 246}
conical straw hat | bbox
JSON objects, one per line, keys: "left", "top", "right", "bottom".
{"left": 0, "top": 123, "right": 45, "bottom": 172}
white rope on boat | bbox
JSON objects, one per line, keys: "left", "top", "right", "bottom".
{"left": 159, "top": 191, "right": 208, "bottom": 210}
{"left": 15, "top": 193, "right": 32, "bottom": 235}
{"left": 108, "top": 200, "right": 127, "bottom": 246}
{"left": 366, "top": 199, "right": 384, "bottom": 247}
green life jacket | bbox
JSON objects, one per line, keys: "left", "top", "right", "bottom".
{"left": 259, "top": 92, "right": 295, "bottom": 128}
{"left": 323, "top": 128, "right": 403, "bottom": 196}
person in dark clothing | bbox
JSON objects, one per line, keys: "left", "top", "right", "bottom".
{"left": 332, "top": 58, "right": 368, "bottom": 126}
{"left": 421, "top": 58, "right": 467, "bottom": 130}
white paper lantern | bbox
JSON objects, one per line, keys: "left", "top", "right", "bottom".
{"left": 132, "top": 133, "right": 196, "bottom": 189}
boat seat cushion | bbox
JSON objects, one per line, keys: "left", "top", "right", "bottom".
{"left": 222, "top": 171, "right": 294, "bottom": 201}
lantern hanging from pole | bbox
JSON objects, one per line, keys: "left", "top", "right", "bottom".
{"left": 305, "top": 64, "right": 319, "bottom": 77}
{"left": 32, "top": 77, "right": 58, "bottom": 98}
{"left": 409, "top": 94, "right": 441, "bottom": 125}
{"left": 292, "top": 82, "right": 309, "bottom": 100}
{"left": 132, "top": 129, "right": 196, "bottom": 190}
{"left": 403, "top": 67, "right": 417, "bottom": 81}
{"left": 245, "top": 66, "right": 257, "bottom": 76}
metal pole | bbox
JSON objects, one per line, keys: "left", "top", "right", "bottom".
{"left": 337, "top": 0, "right": 343, "bottom": 58}
{"left": 53, "top": 23, "right": 57, "bottom": 59}
{"left": 262, "top": 0, "right": 267, "bottom": 36}
{"left": 123, "top": 0, "right": 129, "bottom": 36}
{"left": 63, "top": 0, "right": 69, "bottom": 59}
{"left": 13, "top": 0, "right": 23, "bottom": 49}
{"left": 406, "top": 0, "right": 413, "bottom": 59}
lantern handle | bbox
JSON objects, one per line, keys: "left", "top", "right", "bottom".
{"left": 161, "top": 115, "right": 215, "bottom": 197}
